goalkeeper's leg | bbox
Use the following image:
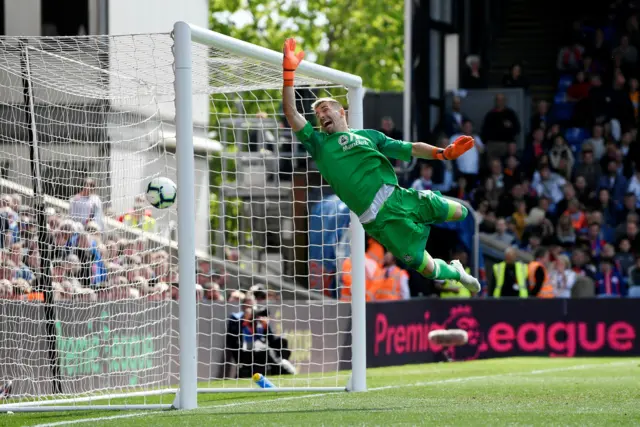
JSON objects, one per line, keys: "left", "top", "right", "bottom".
{"left": 416, "top": 250, "right": 480, "bottom": 293}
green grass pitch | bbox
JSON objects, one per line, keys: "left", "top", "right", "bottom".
{"left": 4, "top": 357, "right": 640, "bottom": 426}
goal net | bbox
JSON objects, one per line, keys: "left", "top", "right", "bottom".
{"left": 0, "top": 23, "right": 365, "bottom": 411}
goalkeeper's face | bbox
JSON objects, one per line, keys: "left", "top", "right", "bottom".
{"left": 315, "top": 102, "right": 347, "bottom": 134}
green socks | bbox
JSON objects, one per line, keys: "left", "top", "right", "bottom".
{"left": 424, "top": 258, "right": 461, "bottom": 281}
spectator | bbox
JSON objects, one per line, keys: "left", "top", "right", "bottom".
{"left": 511, "top": 200, "right": 528, "bottom": 240}
{"left": 549, "top": 136, "right": 575, "bottom": 180}
{"left": 595, "top": 257, "right": 625, "bottom": 297}
{"left": 8, "top": 242, "right": 33, "bottom": 283}
{"left": 523, "top": 128, "right": 547, "bottom": 174}
{"left": 627, "top": 15, "right": 640, "bottom": 49}
{"left": 530, "top": 101, "right": 550, "bottom": 132}
{"left": 442, "top": 96, "right": 470, "bottom": 137}
{"left": 585, "top": 222, "right": 607, "bottom": 260}
{"left": 491, "top": 218, "right": 515, "bottom": 245}
{"left": 611, "top": 71, "right": 636, "bottom": 131}
{"left": 599, "top": 159, "right": 628, "bottom": 201}
{"left": 556, "top": 214, "right": 577, "bottom": 247}
{"left": 502, "top": 63, "right": 529, "bottom": 91}
{"left": 69, "top": 178, "right": 103, "bottom": 230}
{"left": 377, "top": 116, "right": 402, "bottom": 140}
{"left": 225, "top": 292, "right": 295, "bottom": 378}
{"left": 532, "top": 165, "right": 566, "bottom": 208}
{"left": 613, "top": 34, "right": 638, "bottom": 65}
{"left": 488, "top": 158, "right": 506, "bottom": 190}
{"left": 557, "top": 42, "right": 584, "bottom": 71}
{"left": 615, "top": 238, "right": 635, "bottom": 277}
{"left": 627, "top": 256, "right": 640, "bottom": 296}
{"left": 461, "top": 55, "right": 487, "bottom": 89}
{"left": 475, "top": 176, "right": 501, "bottom": 212}
{"left": 618, "top": 192, "right": 638, "bottom": 223}
{"left": 564, "top": 199, "right": 588, "bottom": 233}
{"left": 596, "top": 188, "right": 618, "bottom": 225}
{"left": 574, "top": 145, "right": 602, "bottom": 192}
{"left": 567, "top": 71, "right": 592, "bottom": 101}
{"left": 621, "top": 131, "right": 634, "bottom": 157}
{"left": 586, "top": 28, "right": 611, "bottom": 69}
{"left": 584, "top": 124, "right": 606, "bottom": 160}
{"left": 411, "top": 162, "right": 435, "bottom": 191}
{"left": 497, "top": 182, "right": 525, "bottom": 218}
{"left": 550, "top": 254, "right": 576, "bottom": 298}
{"left": 588, "top": 74, "right": 609, "bottom": 124}
{"left": 481, "top": 93, "right": 521, "bottom": 160}
{"left": 627, "top": 166, "right": 640, "bottom": 205}
{"left": 581, "top": 55, "right": 599, "bottom": 75}
{"left": 452, "top": 120, "right": 484, "bottom": 188}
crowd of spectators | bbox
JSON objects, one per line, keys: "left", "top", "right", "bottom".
{"left": 388, "top": 0, "right": 640, "bottom": 298}
{"left": 0, "top": 178, "right": 253, "bottom": 303}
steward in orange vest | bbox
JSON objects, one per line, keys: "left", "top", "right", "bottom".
{"left": 528, "top": 247, "right": 554, "bottom": 298}
{"left": 340, "top": 253, "right": 383, "bottom": 302}
{"left": 371, "top": 252, "right": 409, "bottom": 301}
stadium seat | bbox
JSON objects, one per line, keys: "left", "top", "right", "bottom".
{"left": 557, "top": 75, "right": 574, "bottom": 93}
{"left": 564, "top": 127, "right": 590, "bottom": 154}
{"left": 550, "top": 101, "right": 575, "bottom": 123}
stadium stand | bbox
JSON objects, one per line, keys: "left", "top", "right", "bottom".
{"left": 407, "top": 0, "right": 640, "bottom": 298}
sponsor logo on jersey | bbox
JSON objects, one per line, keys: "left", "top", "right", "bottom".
{"left": 340, "top": 135, "right": 370, "bottom": 151}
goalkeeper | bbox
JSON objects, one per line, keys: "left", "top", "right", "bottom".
{"left": 282, "top": 39, "right": 480, "bottom": 293}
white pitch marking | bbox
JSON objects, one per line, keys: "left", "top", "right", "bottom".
{"left": 30, "top": 360, "right": 638, "bottom": 427}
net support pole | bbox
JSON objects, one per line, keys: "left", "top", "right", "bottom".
{"left": 172, "top": 21, "right": 198, "bottom": 410}
{"left": 347, "top": 86, "right": 367, "bottom": 392}
{"left": 20, "top": 41, "right": 61, "bottom": 395}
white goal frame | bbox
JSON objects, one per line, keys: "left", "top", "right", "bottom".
{"left": 0, "top": 21, "right": 367, "bottom": 413}
{"left": 173, "top": 22, "right": 367, "bottom": 409}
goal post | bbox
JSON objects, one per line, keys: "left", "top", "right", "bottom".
{"left": 0, "top": 22, "right": 367, "bottom": 413}
{"left": 172, "top": 21, "right": 367, "bottom": 406}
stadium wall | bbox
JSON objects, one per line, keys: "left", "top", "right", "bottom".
{"left": 0, "top": 301, "right": 351, "bottom": 395}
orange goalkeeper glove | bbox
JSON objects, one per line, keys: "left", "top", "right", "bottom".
{"left": 432, "top": 135, "right": 475, "bottom": 160}
{"left": 283, "top": 38, "right": 305, "bottom": 87}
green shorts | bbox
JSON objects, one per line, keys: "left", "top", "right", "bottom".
{"left": 362, "top": 187, "right": 452, "bottom": 271}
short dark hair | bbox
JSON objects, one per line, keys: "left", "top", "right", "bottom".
{"left": 534, "top": 247, "right": 548, "bottom": 260}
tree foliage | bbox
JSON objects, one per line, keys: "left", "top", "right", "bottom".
{"left": 209, "top": 0, "right": 405, "bottom": 91}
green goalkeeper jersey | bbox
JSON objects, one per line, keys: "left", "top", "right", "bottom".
{"left": 295, "top": 122, "right": 413, "bottom": 216}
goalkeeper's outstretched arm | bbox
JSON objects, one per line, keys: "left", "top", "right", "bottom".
{"left": 282, "top": 38, "right": 306, "bottom": 132}
{"left": 411, "top": 136, "right": 475, "bottom": 161}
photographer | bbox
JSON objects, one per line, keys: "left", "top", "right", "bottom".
{"left": 225, "top": 291, "right": 296, "bottom": 378}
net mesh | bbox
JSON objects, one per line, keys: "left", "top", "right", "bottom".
{"left": 0, "top": 31, "right": 355, "bottom": 406}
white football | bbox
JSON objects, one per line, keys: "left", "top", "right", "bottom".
{"left": 145, "top": 177, "right": 177, "bottom": 209}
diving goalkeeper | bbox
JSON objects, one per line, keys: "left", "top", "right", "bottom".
{"left": 282, "top": 39, "right": 480, "bottom": 292}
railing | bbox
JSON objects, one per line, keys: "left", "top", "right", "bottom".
{"left": 0, "top": 176, "right": 323, "bottom": 301}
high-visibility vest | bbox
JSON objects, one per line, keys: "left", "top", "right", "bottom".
{"left": 340, "top": 255, "right": 381, "bottom": 302}
{"left": 528, "top": 261, "right": 554, "bottom": 298}
{"left": 372, "top": 266, "right": 407, "bottom": 301}
{"left": 366, "top": 239, "right": 385, "bottom": 267}
{"left": 441, "top": 267, "right": 472, "bottom": 298}
{"left": 493, "top": 261, "right": 528, "bottom": 298}
{"left": 123, "top": 214, "right": 156, "bottom": 232}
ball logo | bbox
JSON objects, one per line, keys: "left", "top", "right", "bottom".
{"left": 442, "top": 305, "right": 488, "bottom": 361}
